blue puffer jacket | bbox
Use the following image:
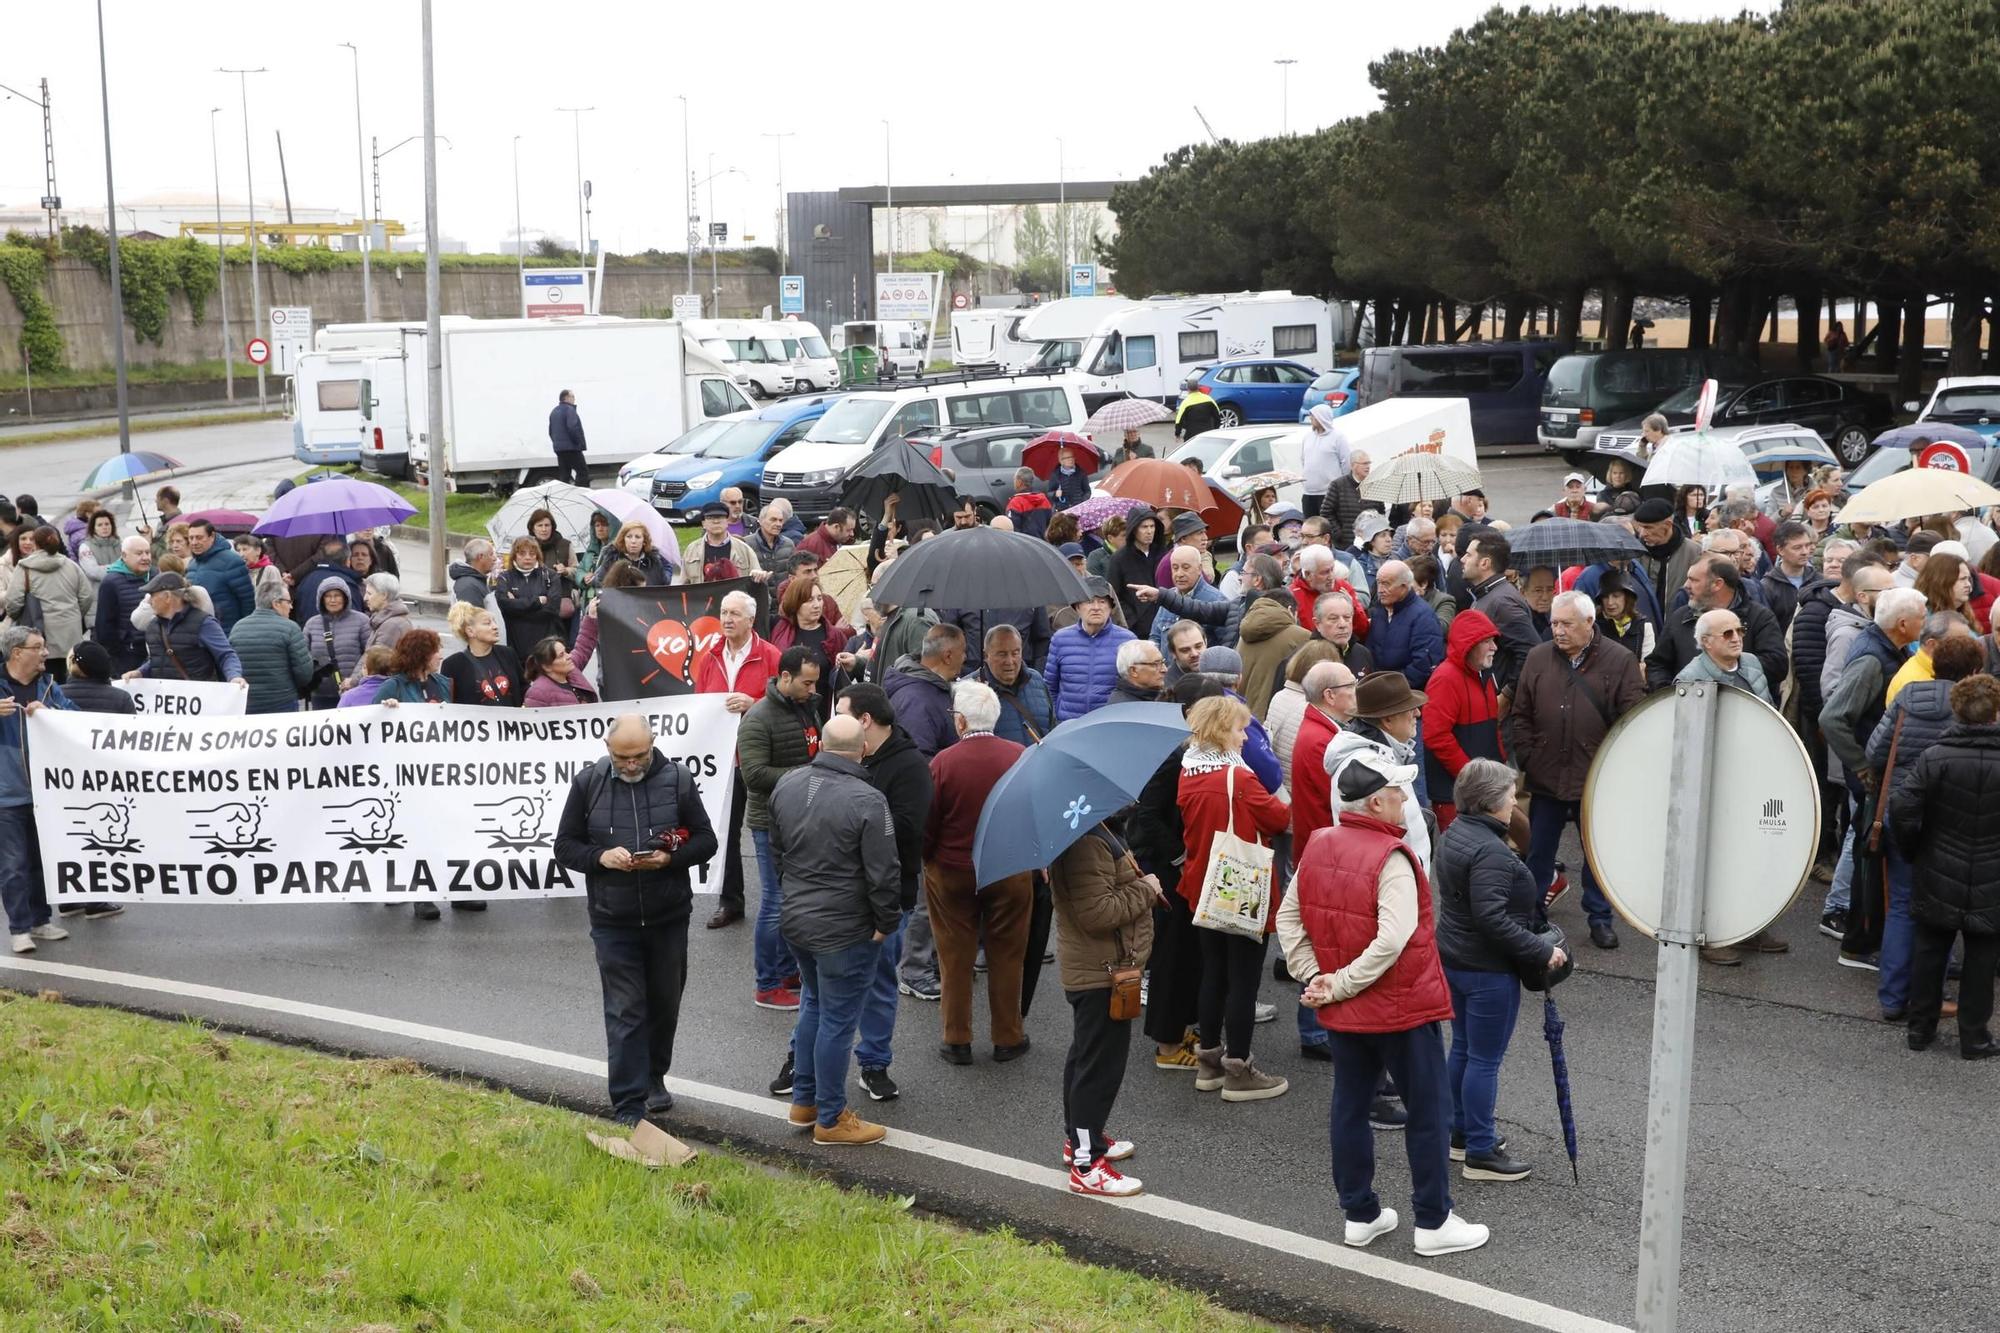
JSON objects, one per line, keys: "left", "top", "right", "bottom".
{"left": 1366, "top": 593, "right": 1446, "bottom": 688}
{"left": 188, "top": 542, "right": 258, "bottom": 630}
{"left": 0, "top": 673, "right": 77, "bottom": 807}
{"left": 1044, "top": 620, "right": 1135, "bottom": 721}
{"left": 983, "top": 665, "right": 1056, "bottom": 745}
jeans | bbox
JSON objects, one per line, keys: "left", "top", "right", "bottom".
{"left": 1445, "top": 967, "right": 1522, "bottom": 1157}
{"left": 751, "top": 830, "right": 796, "bottom": 992}
{"left": 1826, "top": 822, "right": 1855, "bottom": 915}
{"left": 1879, "top": 845, "right": 1916, "bottom": 1013}
{"left": 1328, "top": 1023, "right": 1454, "bottom": 1230}
{"left": 589, "top": 920, "right": 690, "bottom": 1125}
{"left": 1525, "top": 794, "right": 1611, "bottom": 928}
{"left": 855, "top": 909, "right": 909, "bottom": 1071}
{"left": 1196, "top": 928, "right": 1267, "bottom": 1060}
{"left": 898, "top": 889, "right": 938, "bottom": 992}
{"left": 1064, "top": 987, "right": 1132, "bottom": 1167}
{"left": 0, "top": 804, "right": 50, "bottom": 935}
{"left": 791, "top": 936, "right": 881, "bottom": 1127}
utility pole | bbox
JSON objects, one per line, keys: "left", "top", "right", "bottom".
{"left": 421, "top": 0, "right": 446, "bottom": 595}
{"left": 275, "top": 130, "right": 295, "bottom": 223}
{"left": 209, "top": 107, "right": 232, "bottom": 401}
{"left": 556, "top": 106, "right": 592, "bottom": 270}
{"left": 1274, "top": 59, "right": 1297, "bottom": 135}
{"left": 513, "top": 135, "right": 524, "bottom": 317}
{"left": 762, "top": 131, "right": 793, "bottom": 269}
{"left": 1, "top": 78, "right": 63, "bottom": 243}
{"left": 339, "top": 43, "right": 371, "bottom": 320}
{"left": 219, "top": 65, "right": 269, "bottom": 409}
{"left": 883, "top": 120, "right": 893, "bottom": 274}
{"left": 708, "top": 153, "right": 718, "bottom": 315}
{"left": 93, "top": 0, "right": 130, "bottom": 460}
{"left": 678, "top": 95, "right": 694, "bottom": 296}
{"left": 1057, "top": 137, "right": 1067, "bottom": 274}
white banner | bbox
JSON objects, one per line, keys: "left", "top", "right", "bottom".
{"left": 112, "top": 678, "right": 248, "bottom": 717}
{"left": 29, "top": 697, "right": 740, "bottom": 906}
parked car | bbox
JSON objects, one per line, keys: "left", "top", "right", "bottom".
{"left": 904, "top": 423, "right": 1099, "bottom": 518}
{"left": 1843, "top": 437, "right": 2000, "bottom": 490}
{"left": 1180, "top": 358, "right": 1321, "bottom": 427}
{"left": 1355, "top": 340, "right": 1558, "bottom": 446}
{"left": 1906, "top": 377, "right": 2000, "bottom": 444}
{"left": 1598, "top": 374, "right": 1893, "bottom": 467}
{"left": 1539, "top": 347, "right": 1759, "bottom": 455}
{"left": 648, "top": 394, "right": 843, "bottom": 521}
{"left": 1298, "top": 366, "right": 1362, "bottom": 422}
{"left": 1166, "top": 425, "right": 1305, "bottom": 510}
{"left": 616, "top": 417, "right": 744, "bottom": 498}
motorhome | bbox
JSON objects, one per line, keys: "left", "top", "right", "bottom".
{"left": 1068, "top": 291, "right": 1344, "bottom": 412}
{"left": 763, "top": 317, "right": 840, "bottom": 391}
{"left": 1003, "top": 295, "right": 1137, "bottom": 373}
{"left": 832, "top": 320, "right": 929, "bottom": 376}
{"left": 289, "top": 318, "right": 476, "bottom": 465}
{"left": 684, "top": 318, "right": 795, "bottom": 398}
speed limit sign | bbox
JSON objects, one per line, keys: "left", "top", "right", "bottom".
{"left": 246, "top": 337, "right": 271, "bottom": 366}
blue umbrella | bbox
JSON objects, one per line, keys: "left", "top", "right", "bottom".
{"left": 1543, "top": 995, "right": 1580, "bottom": 1183}
{"left": 80, "top": 450, "right": 184, "bottom": 491}
{"left": 1870, "top": 423, "right": 1989, "bottom": 452}
{"left": 971, "top": 702, "right": 1190, "bottom": 887}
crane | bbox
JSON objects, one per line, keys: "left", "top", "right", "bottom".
{"left": 1193, "top": 105, "right": 1220, "bottom": 145}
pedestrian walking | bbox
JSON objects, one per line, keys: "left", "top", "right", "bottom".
{"left": 1, "top": 625, "right": 77, "bottom": 955}
{"left": 228, "top": 585, "right": 314, "bottom": 714}
{"left": 769, "top": 714, "right": 902, "bottom": 1145}
{"left": 305, "top": 582, "right": 371, "bottom": 710}
{"left": 549, "top": 389, "right": 590, "bottom": 488}
{"left": 554, "top": 714, "right": 720, "bottom": 1125}
{"left": 739, "top": 646, "right": 823, "bottom": 1012}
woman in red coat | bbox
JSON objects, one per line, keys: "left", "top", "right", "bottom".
{"left": 1421, "top": 610, "right": 1504, "bottom": 830}
{"left": 1177, "top": 694, "right": 1294, "bottom": 1103}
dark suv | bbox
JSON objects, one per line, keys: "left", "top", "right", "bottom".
{"left": 1601, "top": 374, "right": 1892, "bottom": 467}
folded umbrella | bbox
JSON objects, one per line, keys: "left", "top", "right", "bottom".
{"left": 973, "top": 702, "right": 1191, "bottom": 886}
{"left": 839, "top": 439, "right": 958, "bottom": 529}
{"left": 1359, "top": 451, "right": 1483, "bottom": 506}
{"left": 1505, "top": 517, "right": 1646, "bottom": 571}
{"left": 1543, "top": 995, "right": 1581, "bottom": 1184}
{"left": 870, "top": 524, "right": 1088, "bottom": 611}
{"left": 1022, "top": 431, "right": 1101, "bottom": 479}
{"left": 487, "top": 480, "right": 601, "bottom": 546}
{"left": 1082, "top": 397, "right": 1172, "bottom": 434}
{"left": 253, "top": 476, "right": 416, "bottom": 539}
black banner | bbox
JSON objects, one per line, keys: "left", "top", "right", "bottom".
{"left": 596, "top": 579, "right": 768, "bottom": 699}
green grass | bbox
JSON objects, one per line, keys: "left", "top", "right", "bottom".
{"left": 0, "top": 357, "right": 260, "bottom": 393}
{"left": 4, "top": 410, "right": 284, "bottom": 450}
{"left": 0, "top": 997, "right": 1265, "bottom": 1331}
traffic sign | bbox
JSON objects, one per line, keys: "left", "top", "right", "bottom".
{"left": 779, "top": 275, "right": 804, "bottom": 315}
{"left": 1068, "top": 263, "right": 1097, "bottom": 298}
{"left": 671, "top": 293, "right": 703, "bottom": 322}
{"left": 245, "top": 338, "right": 270, "bottom": 366}
{"left": 951, "top": 292, "right": 970, "bottom": 310}
{"left": 709, "top": 222, "right": 728, "bottom": 244}
{"left": 875, "top": 272, "right": 936, "bottom": 322}
{"left": 268, "top": 305, "right": 311, "bottom": 374}
{"left": 523, "top": 270, "right": 587, "bottom": 319}
{"left": 1918, "top": 440, "right": 1972, "bottom": 473}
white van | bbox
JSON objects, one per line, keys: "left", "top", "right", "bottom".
{"left": 832, "top": 320, "right": 929, "bottom": 377}
{"left": 761, "top": 371, "right": 1089, "bottom": 523}
{"left": 1070, "top": 291, "right": 1343, "bottom": 410}
{"left": 291, "top": 317, "right": 479, "bottom": 466}
{"left": 1004, "top": 295, "right": 1138, "bottom": 373}
{"left": 764, "top": 317, "right": 839, "bottom": 391}
{"left": 685, "top": 318, "right": 795, "bottom": 398}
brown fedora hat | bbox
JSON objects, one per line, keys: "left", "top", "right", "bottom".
{"left": 1351, "top": 670, "right": 1427, "bottom": 719}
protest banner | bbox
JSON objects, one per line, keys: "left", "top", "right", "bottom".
{"left": 28, "top": 696, "right": 740, "bottom": 906}
{"left": 112, "top": 678, "right": 249, "bottom": 717}
{"left": 595, "top": 578, "right": 767, "bottom": 700}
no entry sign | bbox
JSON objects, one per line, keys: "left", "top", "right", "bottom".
{"left": 246, "top": 337, "right": 271, "bottom": 366}
{"left": 1918, "top": 440, "right": 1972, "bottom": 472}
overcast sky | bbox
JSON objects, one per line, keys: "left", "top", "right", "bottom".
{"left": 5, "top": 1, "right": 1770, "bottom": 254}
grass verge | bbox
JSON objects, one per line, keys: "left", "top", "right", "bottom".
{"left": 0, "top": 996, "right": 1265, "bottom": 1331}
{"left": 293, "top": 463, "right": 509, "bottom": 537}
{"left": 0, "top": 357, "right": 260, "bottom": 393}
{"left": 3, "top": 411, "right": 284, "bottom": 450}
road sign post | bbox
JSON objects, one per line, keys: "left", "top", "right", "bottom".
{"left": 779, "top": 275, "right": 804, "bottom": 315}
{"left": 268, "top": 306, "right": 311, "bottom": 375}
{"left": 1068, "top": 263, "right": 1096, "bottom": 298}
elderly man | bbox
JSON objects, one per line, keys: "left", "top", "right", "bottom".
{"left": 746, "top": 502, "right": 797, "bottom": 575}
{"left": 1313, "top": 591, "right": 1374, "bottom": 675}
{"left": 554, "top": 713, "right": 720, "bottom": 1128}
{"left": 948, "top": 600, "right": 1052, "bottom": 677}
{"left": 1110, "top": 638, "right": 1169, "bottom": 706}
{"left": 1292, "top": 660, "right": 1360, "bottom": 848}
{"left": 695, "top": 589, "right": 783, "bottom": 929}
{"left": 882, "top": 623, "right": 965, "bottom": 759}
{"left": 128, "top": 572, "right": 245, "bottom": 685}
{"left": 720, "top": 486, "right": 750, "bottom": 536}
{"left": 1233, "top": 557, "right": 1309, "bottom": 716}
{"left": 1163, "top": 620, "right": 1208, "bottom": 687}
{"left": 1045, "top": 577, "right": 1136, "bottom": 721}
{"left": 228, "top": 584, "right": 314, "bottom": 714}
{"left": 1004, "top": 467, "right": 1055, "bottom": 538}
{"left": 94, "top": 533, "right": 154, "bottom": 673}
{"left": 1675, "top": 608, "right": 1772, "bottom": 702}
{"left": 1459, "top": 533, "right": 1539, "bottom": 701}
{"left": 769, "top": 712, "right": 902, "bottom": 1146}
{"left": 1648, "top": 554, "right": 1787, "bottom": 691}
{"left": 1678, "top": 527, "right": 1768, "bottom": 609}
{"left": 1283, "top": 749, "right": 1490, "bottom": 1258}
{"left": 980, "top": 624, "right": 1056, "bottom": 744}
{"left": 680, "top": 501, "right": 765, "bottom": 582}
{"left": 1512, "top": 590, "right": 1643, "bottom": 951}
{"left": 924, "top": 681, "right": 1034, "bottom": 1065}
{"left": 1369, "top": 560, "right": 1444, "bottom": 689}
{"left": 1628, "top": 497, "right": 1702, "bottom": 619}
{"left": 1140, "top": 544, "right": 1233, "bottom": 652}
{"left": 2, "top": 626, "right": 78, "bottom": 955}
{"left": 1321, "top": 449, "right": 1384, "bottom": 549}
{"left": 740, "top": 646, "right": 824, "bottom": 1011}
{"left": 1888, "top": 610, "right": 1977, "bottom": 705}
{"left": 449, "top": 537, "right": 498, "bottom": 610}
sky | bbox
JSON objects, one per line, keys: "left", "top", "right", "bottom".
{"left": 3, "top": 1, "right": 1772, "bottom": 256}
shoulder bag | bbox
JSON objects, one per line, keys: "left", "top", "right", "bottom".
{"left": 1191, "top": 765, "right": 1273, "bottom": 942}
{"left": 15, "top": 569, "right": 44, "bottom": 634}
{"left": 1867, "top": 711, "right": 1906, "bottom": 855}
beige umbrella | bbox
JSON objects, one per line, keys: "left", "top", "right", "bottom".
{"left": 817, "top": 542, "right": 873, "bottom": 622}
{"left": 1835, "top": 466, "right": 2000, "bottom": 526}
{"left": 1358, "top": 450, "right": 1484, "bottom": 506}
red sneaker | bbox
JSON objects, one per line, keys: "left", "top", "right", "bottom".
{"left": 1060, "top": 1136, "right": 1135, "bottom": 1166}
{"left": 753, "top": 986, "right": 801, "bottom": 1011}
{"left": 1069, "top": 1159, "right": 1143, "bottom": 1198}
{"left": 1543, "top": 866, "right": 1570, "bottom": 912}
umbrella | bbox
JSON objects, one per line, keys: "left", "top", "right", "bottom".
{"left": 839, "top": 439, "right": 958, "bottom": 528}
{"left": 1641, "top": 433, "right": 1757, "bottom": 493}
{"left": 1506, "top": 517, "right": 1646, "bottom": 572}
{"left": 1581, "top": 441, "right": 1649, "bottom": 486}
{"left": 1542, "top": 995, "right": 1580, "bottom": 1184}
{"left": 486, "top": 481, "right": 601, "bottom": 547}
{"left": 1836, "top": 466, "right": 2000, "bottom": 526}
{"left": 1021, "top": 431, "right": 1101, "bottom": 479}
{"left": 180, "top": 508, "right": 260, "bottom": 536}
{"left": 1098, "top": 457, "right": 1219, "bottom": 514}
{"left": 253, "top": 476, "right": 416, "bottom": 539}
{"left": 1870, "top": 423, "right": 1989, "bottom": 453}
{"left": 972, "top": 702, "right": 1192, "bottom": 886}
{"left": 588, "top": 488, "right": 678, "bottom": 570}
{"left": 1201, "top": 477, "right": 1244, "bottom": 540}
{"left": 1226, "top": 468, "right": 1304, "bottom": 500}
{"left": 1359, "top": 451, "right": 1483, "bottom": 506}
{"left": 1083, "top": 397, "right": 1172, "bottom": 434}
{"left": 81, "top": 450, "right": 184, "bottom": 491}
{"left": 870, "top": 524, "right": 1089, "bottom": 611}
{"left": 817, "top": 543, "right": 873, "bottom": 622}
{"left": 1739, "top": 434, "right": 1837, "bottom": 473}
{"left": 1063, "top": 494, "right": 1146, "bottom": 533}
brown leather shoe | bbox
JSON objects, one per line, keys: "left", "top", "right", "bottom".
{"left": 1942, "top": 1000, "right": 1961, "bottom": 1019}
{"left": 1700, "top": 944, "right": 1743, "bottom": 966}
{"left": 1748, "top": 930, "right": 1790, "bottom": 954}
{"left": 705, "top": 905, "right": 744, "bottom": 930}
{"left": 813, "top": 1108, "right": 886, "bottom": 1146}
{"left": 787, "top": 1103, "right": 817, "bottom": 1129}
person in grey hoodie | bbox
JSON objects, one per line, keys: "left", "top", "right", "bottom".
{"left": 881, "top": 624, "right": 964, "bottom": 759}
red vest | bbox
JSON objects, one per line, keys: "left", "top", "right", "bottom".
{"left": 1294, "top": 812, "right": 1454, "bottom": 1034}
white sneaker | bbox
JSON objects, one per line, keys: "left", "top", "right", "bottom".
{"left": 9, "top": 933, "right": 34, "bottom": 954}
{"left": 1344, "top": 1207, "right": 1398, "bottom": 1248}
{"left": 1068, "top": 1159, "right": 1143, "bottom": 1198}
{"left": 1414, "top": 1211, "right": 1490, "bottom": 1257}
{"left": 27, "top": 923, "right": 68, "bottom": 942}
{"left": 1253, "top": 1001, "right": 1277, "bottom": 1024}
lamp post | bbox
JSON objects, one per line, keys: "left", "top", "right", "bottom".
{"left": 94, "top": 0, "right": 130, "bottom": 458}
{"left": 693, "top": 162, "right": 743, "bottom": 317}
{"left": 373, "top": 132, "right": 451, "bottom": 247}
{"left": 762, "top": 130, "right": 794, "bottom": 269}
{"left": 339, "top": 42, "right": 371, "bottom": 319}
{"left": 883, "top": 120, "right": 893, "bottom": 274}
{"left": 678, "top": 95, "right": 694, "bottom": 296}
{"left": 1057, "top": 136, "right": 1067, "bottom": 274}
{"left": 421, "top": 0, "right": 445, "bottom": 595}
{"left": 513, "top": 135, "right": 524, "bottom": 317}
{"left": 1274, "top": 59, "right": 1297, "bottom": 135}
{"left": 208, "top": 106, "right": 232, "bottom": 401}
{"left": 218, "top": 65, "right": 269, "bottom": 409}
{"left": 556, "top": 105, "right": 593, "bottom": 268}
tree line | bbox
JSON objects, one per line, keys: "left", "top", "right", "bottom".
{"left": 1103, "top": 0, "right": 2000, "bottom": 397}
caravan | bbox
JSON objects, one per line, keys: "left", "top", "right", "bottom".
{"left": 290, "top": 318, "right": 476, "bottom": 466}
{"left": 1003, "top": 295, "right": 1136, "bottom": 372}
{"left": 685, "top": 318, "right": 796, "bottom": 398}
{"left": 1069, "top": 291, "right": 1343, "bottom": 411}
{"left": 951, "top": 308, "right": 1043, "bottom": 370}
{"left": 765, "top": 318, "right": 840, "bottom": 391}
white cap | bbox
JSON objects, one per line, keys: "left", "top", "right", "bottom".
{"left": 1332, "top": 748, "right": 1418, "bottom": 801}
{"left": 1563, "top": 471, "right": 1588, "bottom": 487}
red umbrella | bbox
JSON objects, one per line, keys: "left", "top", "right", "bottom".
{"left": 1021, "top": 431, "right": 1101, "bottom": 480}
{"left": 1200, "top": 481, "right": 1244, "bottom": 540}
{"left": 181, "top": 508, "right": 260, "bottom": 536}
{"left": 1098, "top": 457, "right": 1220, "bottom": 515}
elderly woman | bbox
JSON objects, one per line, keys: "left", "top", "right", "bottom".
{"left": 1889, "top": 673, "right": 2000, "bottom": 1059}
{"left": 361, "top": 572, "right": 414, "bottom": 651}
{"left": 441, "top": 601, "right": 524, "bottom": 707}
{"left": 371, "top": 629, "right": 450, "bottom": 704}
{"left": 233, "top": 534, "right": 286, "bottom": 608}
{"left": 495, "top": 536, "right": 565, "bottom": 651}
{"left": 305, "top": 580, "right": 371, "bottom": 710}
{"left": 1638, "top": 411, "right": 1671, "bottom": 460}
{"left": 1177, "top": 694, "right": 1293, "bottom": 1104}
{"left": 1433, "top": 758, "right": 1563, "bottom": 1180}
{"left": 522, "top": 613, "right": 600, "bottom": 708}
{"left": 594, "top": 520, "right": 672, "bottom": 586}
{"left": 5, "top": 526, "right": 94, "bottom": 682}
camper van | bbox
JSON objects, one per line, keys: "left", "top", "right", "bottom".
{"left": 684, "top": 318, "right": 795, "bottom": 398}
{"left": 290, "top": 318, "right": 478, "bottom": 466}
{"left": 765, "top": 317, "right": 840, "bottom": 391}
{"left": 1069, "top": 292, "right": 1343, "bottom": 412}
{"left": 1002, "top": 295, "right": 1137, "bottom": 373}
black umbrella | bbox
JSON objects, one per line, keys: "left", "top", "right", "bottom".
{"left": 869, "top": 524, "right": 1090, "bottom": 611}
{"left": 839, "top": 439, "right": 959, "bottom": 529}
{"left": 1543, "top": 995, "right": 1581, "bottom": 1183}
{"left": 1505, "top": 517, "right": 1645, "bottom": 571}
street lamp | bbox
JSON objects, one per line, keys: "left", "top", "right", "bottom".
{"left": 95, "top": 0, "right": 130, "bottom": 458}
{"left": 695, "top": 159, "right": 744, "bottom": 316}
{"left": 1274, "top": 58, "right": 1297, "bottom": 135}
{"left": 208, "top": 106, "right": 232, "bottom": 401}
{"left": 762, "top": 130, "right": 794, "bottom": 270}
{"left": 555, "top": 106, "right": 593, "bottom": 268}
{"left": 883, "top": 120, "right": 893, "bottom": 273}
{"left": 218, "top": 65, "right": 268, "bottom": 409}
{"left": 513, "top": 135, "right": 524, "bottom": 316}
{"left": 1057, "top": 136, "right": 1067, "bottom": 274}
{"left": 373, "top": 132, "right": 451, "bottom": 244}
{"left": 678, "top": 95, "right": 694, "bottom": 296}
{"left": 339, "top": 42, "right": 372, "bottom": 320}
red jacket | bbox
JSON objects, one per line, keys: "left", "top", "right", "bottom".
{"left": 1288, "top": 573, "right": 1371, "bottom": 642}
{"left": 1551, "top": 497, "right": 1593, "bottom": 520}
{"left": 1972, "top": 572, "right": 2000, "bottom": 635}
{"left": 1290, "top": 704, "right": 1342, "bottom": 849}
{"left": 922, "top": 732, "right": 1025, "bottom": 872}
{"left": 1294, "top": 813, "right": 1454, "bottom": 1034}
{"left": 795, "top": 524, "right": 842, "bottom": 564}
{"left": 694, "top": 632, "right": 782, "bottom": 698}
{"left": 1175, "top": 760, "right": 1291, "bottom": 929}
{"left": 768, "top": 611, "right": 851, "bottom": 658}
{"left": 1421, "top": 609, "right": 1504, "bottom": 798}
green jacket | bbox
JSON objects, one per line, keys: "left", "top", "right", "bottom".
{"left": 736, "top": 679, "right": 822, "bottom": 830}
{"left": 228, "top": 608, "right": 314, "bottom": 714}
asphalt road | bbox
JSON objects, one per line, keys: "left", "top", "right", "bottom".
{"left": 5, "top": 415, "right": 293, "bottom": 513}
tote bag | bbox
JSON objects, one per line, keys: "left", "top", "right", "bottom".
{"left": 1191, "top": 766, "right": 1273, "bottom": 942}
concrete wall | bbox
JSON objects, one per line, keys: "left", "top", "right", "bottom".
{"left": 0, "top": 259, "right": 782, "bottom": 375}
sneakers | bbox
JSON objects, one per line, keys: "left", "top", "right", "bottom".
{"left": 9, "top": 933, "right": 32, "bottom": 955}
{"left": 782, "top": 972, "right": 801, "bottom": 990}
{"left": 1544, "top": 864, "right": 1570, "bottom": 911}
{"left": 1450, "top": 1133, "right": 1507, "bottom": 1163}
{"left": 768, "top": 1052, "right": 795, "bottom": 1098}
{"left": 1810, "top": 859, "right": 1835, "bottom": 884}
{"left": 973, "top": 951, "right": 988, "bottom": 974}
{"left": 1344, "top": 1207, "right": 1398, "bottom": 1248}
{"left": 56, "top": 905, "right": 88, "bottom": 919}
{"left": 82, "top": 904, "right": 123, "bottom": 920}
{"left": 1818, "top": 910, "right": 1848, "bottom": 940}
{"left": 1369, "top": 1095, "right": 1408, "bottom": 1131}
{"left": 897, "top": 979, "right": 942, "bottom": 1002}
{"left": 813, "top": 1108, "right": 886, "bottom": 1145}
{"left": 1193, "top": 1045, "right": 1226, "bottom": 1093}
{"left": 1219, "top": 1056, "right": 1289, "bottom": 1102}
{"left": 1414, "top": 1211, "right": 1490, "bottom": 1257}
{"left": 1300, "top": 1041, "right": 1332, "bottom": 1062}
{"left": 1838, "top": 950, "right": 1881, "bottom": 972}
{"left": 1462, "top": 1150, "right": 1533, "bottom": 1182}
{"left": 1069, "top": 1159, "right": 1143, "bottom": 1197}
{"left": 787, "top": 1103, "right": 817, "bottom": 1128}
{"left": 858, "top": 1066, "right": 899, "bottom": 1101}
{"left": 1154, "top": 1038, "right": 1200, "bottom": 1072}
{"left": 1062, "top": 1136, "right": 1135, "bottom": 1166}
{"left": 753, "top": 986, "right": 801, "bottom": 1011}
{"left": 27, "top": 923, "right": 68, "bottom": 942}
{"left": 1253, "top": 1001, "right": 1277, "bottom": 1025}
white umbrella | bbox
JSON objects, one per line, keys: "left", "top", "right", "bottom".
{"left": 1836, "top": 467, "right": 2000, "bottom": 526}
{"left": 1359, "top": 451, "right": 1483, "bottom": 506}
{"left": 588, "top": 488, "right": 677, "bottom": 567}
{"left": 486, "top": 481, "right": 600, "bottom": 547}
{"left": 1641, "top": 433, "right": 1757, "bottom": 494}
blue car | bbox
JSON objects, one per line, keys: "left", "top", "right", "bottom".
{"left": 1185, "top": 358, "right": 1321, "bottom": 427}
{"left": 648, "top": 393, "right": 844, "bottom": 521}
{"left": 1298, "top": 366, "right": 1362, "bottom": 422}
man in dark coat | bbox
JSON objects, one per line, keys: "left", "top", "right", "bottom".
{"left": 1646, "top": 555, "right": 1787, "bottom": 691}
{"left": 738, "top": 647, "right": 824, "bottom": 1010}
{"left": 1319, "top": 449, "right": 1385, "bottom": 549}
{"left": 549, "top": 389, "right": 589, "bottom": 487}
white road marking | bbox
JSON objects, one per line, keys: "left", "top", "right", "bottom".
{"left": 2, "top": 956, "right": 1629, "bottom": 1333}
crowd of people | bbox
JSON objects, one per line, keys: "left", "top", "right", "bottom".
{"left": 8, "top": 414, "right": 2000, "bottom": 1259}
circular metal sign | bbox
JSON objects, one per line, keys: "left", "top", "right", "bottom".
{"left": 1581, "top": 685, "right": 1818, "bottom": 946}
{"left": 245, "top": 337, "right": 270, "bottom": 366}
{"left": 1918, "top": 440, "right": 1971, "bottom": 473}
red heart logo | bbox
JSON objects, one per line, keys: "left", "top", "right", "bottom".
{"left": 687, "top": 615, "right": 723, "bottom": 682}
{"left": 646, "top": 619, "right": 694, "bottom": 679}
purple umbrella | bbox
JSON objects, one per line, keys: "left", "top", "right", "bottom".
{"left": 252, "top": 477, "right": 416, "bottom": 538}
{"left": 1063, "top": 494, "right": 1146, "bottom": 532}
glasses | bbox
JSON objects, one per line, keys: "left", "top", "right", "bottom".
{"left": 1136, "top": 658, "right": 1166, "bottom": 671}
{"left": 1716, "top": 627, "right": 1745, "bottom": 639}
